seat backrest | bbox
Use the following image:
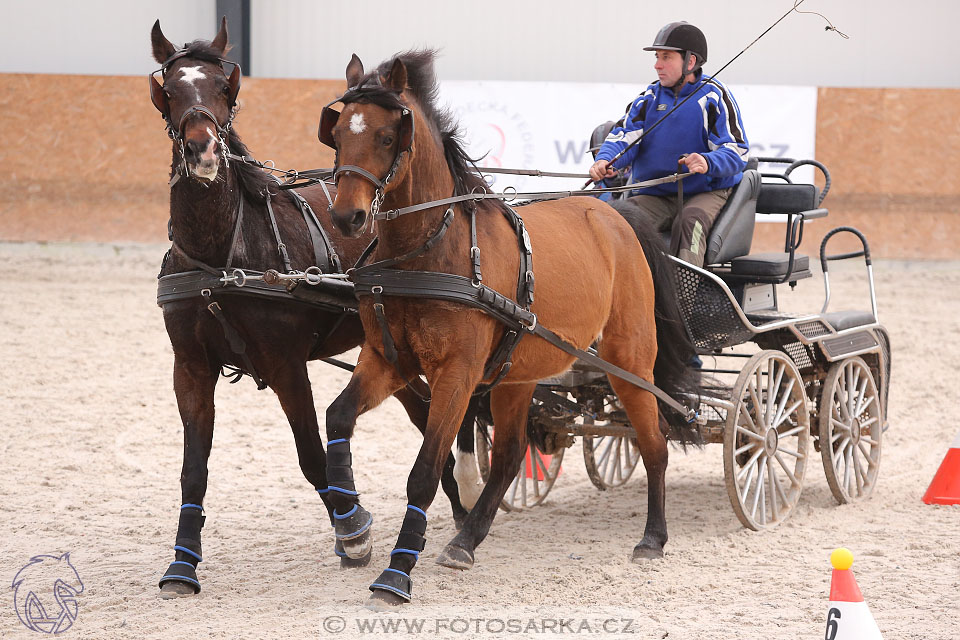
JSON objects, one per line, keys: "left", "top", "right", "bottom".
{"left": 704, "top": 168, "right": 761, "bottom": 265}
{"left": 588, "top": 121, "right": 616, "bottom": 158}
{"left": 755, "top": 182, "right": 818, "bottom": 214}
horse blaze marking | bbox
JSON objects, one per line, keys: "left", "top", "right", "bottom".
{"left": 349, "top": 113, "right": 367, "bottom": 134}
{"left": 178, "top": 66, "right": 206, "bottom": 85}
{"left": 178, "top": 66, "right": 206, "bottom": 102}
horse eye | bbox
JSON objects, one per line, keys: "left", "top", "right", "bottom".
{"left": 382, "top": 135, "right": 394, "bottom": 147}
{"left": 221, "top": 84, "right": 230, "bottom": 95}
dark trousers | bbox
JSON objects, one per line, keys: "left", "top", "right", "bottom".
{"left": 620, "top": 188, "right": 731, "bottom": 267}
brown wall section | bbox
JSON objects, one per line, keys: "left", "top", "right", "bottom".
{"left": 1, "top": 75, "right": 959, "bottom": 257}
{"left": 0, "top": 74, "right": 343, "bottom": 243}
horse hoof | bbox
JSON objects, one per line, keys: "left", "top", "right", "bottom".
{"left": 365, "top": 589, "right": 407, "bottom": 612}
{"left": 436, "top": 544, "right": 474, "bottom": 570}
{"left": 631, "top": 545, "right": 665, "bottom": 562}
{"left": 340, "top": 528, "right": 373, "bottom": 559}
{"left": 339, "top": 547, "right": 372, "bottom": 569}
{"left": 159, "top": 581, "right": 198, "bottom": 599}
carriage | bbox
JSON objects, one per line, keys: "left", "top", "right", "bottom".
{"left": 150, "top": 27, "right": 890, "bottom": 605}
{"left": 471, "top": 155, "right": 890, "bottom": 531}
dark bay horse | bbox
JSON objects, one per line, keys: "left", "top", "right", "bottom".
{"left": 148, "top": 21, "right": 473, "bottom": 598}
{"left": 320, "top": 50, "right": 700, "bottom": 609}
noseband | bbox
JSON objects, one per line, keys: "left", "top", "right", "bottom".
{"left": 317, "top": 87, "right": 414, "bottom": 218}
{"left": 150, "top": 49, "right": 241, "bottom": 183}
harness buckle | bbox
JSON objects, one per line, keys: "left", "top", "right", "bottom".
{"left": 520, "top": 312, "right": 538, "bottom": 331}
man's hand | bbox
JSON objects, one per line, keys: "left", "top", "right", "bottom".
{"left": 681, "top": 153, "right": 709, "bottom": 174}
{"left": 589, "top": 159, "right": 618, "bottom": 182}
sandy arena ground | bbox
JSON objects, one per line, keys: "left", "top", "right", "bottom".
{"left": 1, "top": 240, "right": 958, "bottom": 639}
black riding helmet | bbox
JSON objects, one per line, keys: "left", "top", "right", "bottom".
{"left": 643, "top": 22, "right": 708, "bottom": 82}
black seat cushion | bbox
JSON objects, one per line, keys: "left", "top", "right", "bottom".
{"left": 822, "top": 310, "right": 876, "bottom": 331}
{"left": 756, "top": 183, "right": 818, "bottom": 214}
{"left": 730, "top": 252, "right": 809, "bottom": 277}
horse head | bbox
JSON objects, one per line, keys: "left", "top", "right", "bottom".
{"left": 322, "top": 55, "right": 417, "bottom": 236}
{"left": 150, "top": 17, "right": 241, "bottom": 182}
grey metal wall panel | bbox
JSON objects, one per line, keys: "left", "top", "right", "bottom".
{"left": 249, "top": 0, "right": 960, "bottom": 88}
{"left": 0, "top": 0, "right": 215, "bottom": 75}
{"left": 3, "top": 0, "right": 959, "bottom": 87}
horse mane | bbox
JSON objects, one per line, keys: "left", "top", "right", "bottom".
{"left": 345, "top": 49, "right": 493, "bottom": 202}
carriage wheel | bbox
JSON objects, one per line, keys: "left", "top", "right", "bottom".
{"left": 474, "top": 414, "right": 564, "bottom": 512}
{"left": 582, "top": 395, "right": 641, "bottom": 490}
{"left": 818, "top": 356, "right": 882, "bottom": 504}
{"left": 723, "top": 350, "right": 810, "bottom": 530}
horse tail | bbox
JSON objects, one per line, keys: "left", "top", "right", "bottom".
{"left": 613, "top": 200, "right": 703, "bottom": 447}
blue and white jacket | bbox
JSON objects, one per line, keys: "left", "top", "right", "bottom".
{"left": 596, "top": 73, "right": 750, "bottom": 196}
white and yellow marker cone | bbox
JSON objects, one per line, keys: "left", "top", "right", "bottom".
{"left": 824, "top": 548, "right": 883, "bottom": 640}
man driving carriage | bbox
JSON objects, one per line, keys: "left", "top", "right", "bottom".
{"left": 588, "top": 21, "right": 750, "bottom": 268}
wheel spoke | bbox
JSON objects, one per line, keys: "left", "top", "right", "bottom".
{"left": 736, "top": 425, "right": 765, "bottom": 441}
{"left": 767, "top": 461, "right": 780, "bottom": 522}
{"left": 854, "top": 376, "right": 869, "bottom": 416}
{"left": 735, "top": 442, "right": 755, "bottom": 457}
{"left": 614, "top": 438, "right": 624, "bottom": 482}
{"left": 740, "top": 457, "right": 758, "bottom": 499}
{"left": 521, "top": 450, "right": 531, "bottom": 505}
{"left": 777, "top": 424, "right": 805, "bottom": 439}
{"left": 534, "top": 447, "right": 550, "bottom": 479}
{"left": 845, "top": 365, "right": 857, "bottom": 422}
{"left": 830, "top": 417, "right": 852, "bottom": 435}
{"left": 508, "top": 475, "right": 519, "bottom": 506}
{"left": 776, "top": 446, "right": 805, "bottom": 460}
{"left": 773, "top": 398, "right": 803, "bottom": 429}
{"left": 774, "top": 452, "right": 800, "bottom": 487}
{"left": 843, "top": 444, "right": 853, "bottom": 495}
{"left": 596, "top": 436, "right": 616, "bottom": 470}
{"left": 833, "top": 436, "right": 850, "bottom": 473}
{"left": 772, "top": 376, "right": 795, "bottom": 428}
{"left": 737, "top": 447, "right": 765, "bottom": 483}
{"left": 751, "top": 457, "right": 767, "bottom": 520}
{"left": 758, "top": 458, "right": 769, "bottom": 524}
{"left": 852, "top": 448, "right": 866, "bottom": 495}
{"left": 748, "top": 381, "right": 765, "bottom": 428}
{"left": 857, "top": 440, "right": 875, "bottom": 463}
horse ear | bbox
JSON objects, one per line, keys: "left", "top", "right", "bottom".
{"left": 227, "top": 63, "right": 241, "bottom": 105}
{"left": 384, "top": 58, "right": 407, "bottom": 93}
{"left": 211, "top": 16, "right": 229, "bottom": 55}
{"left": 151, "top": 20, "right": 176, "bottom": 64}
{"left": 150, "top": 73, "right": 169, "bottom": 114}
{"left": 345, "top": 54, "right": 364, "bottom": 88}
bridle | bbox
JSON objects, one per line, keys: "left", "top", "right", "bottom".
{"left": 317, "top": 85, "right": 415, "bottom": 218}
{"left": 149, "top": 49, "right": 242, "bottom": 184}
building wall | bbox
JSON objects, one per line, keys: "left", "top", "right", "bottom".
{"left": 2, "top": 1, "right": 959, "bottom": 88}
{"left": 1, "top": 73, "right": 957, "bottom": 258}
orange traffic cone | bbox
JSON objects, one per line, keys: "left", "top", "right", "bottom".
{"left": 922, "top": 430, "right": 960, "bottom": 505}
{"left": 824, "top": 548, "right": 882, "bottom": 640}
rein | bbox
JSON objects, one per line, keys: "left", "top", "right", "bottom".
{"left": 372, "top": 171, "right": 694, "bottom": 221}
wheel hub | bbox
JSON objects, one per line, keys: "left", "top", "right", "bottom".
{"left": 850, "top": 418, "right": 861, "bottom": 444}
{"left": 763, "top": 428, "right": 779, "bottom": 456}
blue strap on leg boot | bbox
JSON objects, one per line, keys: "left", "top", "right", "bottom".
{"left": 327, "top": 439, "right": 373, "bottom": 558}
{"left": 159, "top": 504, "right": 205, "bottom": 592}
{"left": 370, "top": 505, "right": 427, "bottom": 601}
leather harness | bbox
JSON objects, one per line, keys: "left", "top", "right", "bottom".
{"left": 321, "top": 88, "right": 695, "bottom": 418}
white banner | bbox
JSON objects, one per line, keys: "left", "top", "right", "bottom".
{"left": 437, "top": 81, "right": 817, "bottom": 193}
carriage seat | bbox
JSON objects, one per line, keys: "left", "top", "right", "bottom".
{"left": 821, "top": 310, "right": 877, "bottom": 331}
{"left": 703, "top": 167, "right": 761, "bottom": 265}
{"left": 709, "top": 176, "right": 825, "bottom": 283}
